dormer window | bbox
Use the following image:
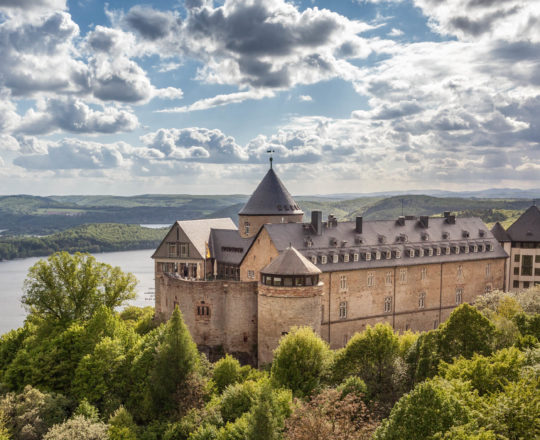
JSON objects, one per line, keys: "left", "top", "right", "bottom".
{"left": 385, "top": 250, "right": 391, "bottom": 259}
{"left": 344, "top": 254, "right": 349, "bottom": 263}
{"left": 487, "top": 243, "right": 493, "bottom": 251}
{"left": 311, "top": 255, "right": 317, "bottom": 264}
{"left": 409, "top": 249, "right": 414, "bottom": 258}
{"left": 353, "top": 253, "right": 359, "bottom": 262}
{"left": 395, "top": 249, "right": 401, "bottom": 259}
{"left": 375, "top": 251, "right": 381, "bottom": 260}
{"left": 332, "top": 254, "right": 339, "bottom": 263}
{"left": 445, "top": 246, "right": 451, "bottom": 255}
{"left": 436, "top": 247, "right": 441, "bottom": 256}
{"left": 321, "top": 255, "right": 327, "bottom": 264}
{"left": 428, "top": 248, "right": 433, "bottom": 256}
{"left": 419, "top": 248, "right": 424, "bottom": 257}
{"left": 473, "top": 244, "right": 478, "bottom": 252}
{"left": 464, "top": 245, "right": 469, "bottom": 254}
{"left": 453, "top": 245, "right": 460, "bottom": 254}
{"left": 365, "top": 252, "right": 372, "bottom": 261}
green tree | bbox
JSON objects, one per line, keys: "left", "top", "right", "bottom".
{"left": 212, "top": 355, "right": 241, "bottom": 394}
{"left": 75, "top": 399, "right": 100, "bottom": 422}
{"left": 42, "top": 415, "right": 109, "bottom": 440}
{"left": 150, "top": 307, "right": 201, "bottom": 417}
{"left": 22, "top": 252, "right": 136, "bottom": 325}
{"left": 332, "top": 324, "right": 400, "bottom": 402}
{"left": 374, "top": 378, "right": 473, "bottom": 440}
{"left": 271, "top": 327, "right": 331, "bottom": 397}
{"left": 109, "top": 406, "right": 139, "bottom": 440}
{"left": 0, "top": 411, "right": 9, "bottom": 440}
{"left": 219, "top": 381, "right": 259, "bottom": 423}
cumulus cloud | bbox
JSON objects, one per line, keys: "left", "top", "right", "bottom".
{"left": 140, "top": 127, "right": 249, "bottom": 163}
{"left": 299, "top": 95, "right": 313, "bottom": 102}
{"left": 0, "top": 0, "right": 66, "bottom": 12}
{"left": 15, "top": 98, "right": 138, "bottom": 135}
{"left": 124, "top": 5, "right": 181, "bottom": 41}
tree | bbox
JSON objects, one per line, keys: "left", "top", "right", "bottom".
{"left": 285, "top": 388, "right": 379, "bottom": 440}
{"left": 108, "top": 406, "right": 139, "bottom": 440}
{"left": 332, "top": 324, "right": 400, "bottom": 402}
{"left": 0, "top": 411, "right": 9, "bottom": 440}
{"left": 42, "top": 415, "right": 109, "bottom": 440}
{"left": 150, "top": 307, "right": 201, "bottom": 417}
{"left": 271, "top": 327, "right": 331, "bottom": 397}
{"left": 22, "top": 252, "right": 136, "bottom": 325}
{"left": 219, "top": 380, "right": 259, "bottom": 423}
{"left": 213, "top": 355, "right": 241, "bottom": 394}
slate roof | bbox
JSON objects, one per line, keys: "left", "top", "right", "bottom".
{"left": 506, "top": 205, "right": 540, "bottom": 243}
{"left": 256, "top": 216, "right": 506, "bottom": 272}
{"left": 209, "top": 229, "right": 254, "bottom": 265}
{"left": 261, "top": 246, "right": 321, "bottom": 276}
{"left": 238, "top": 168, "right": 303, "bottom": 216}
{"left": 491, "top": 222, "right": 511, "bottom": 242}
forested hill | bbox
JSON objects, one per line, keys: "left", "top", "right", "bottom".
{"left": 0, "top": 193, "right": 535, "bottom": 236}
{"left": 0, "top": 224, "right": 167, "bottom": 261}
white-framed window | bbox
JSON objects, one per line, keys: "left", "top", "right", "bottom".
{"left": 344, "top": 253, "right": 349, "bottom": 263}
{"left": 409, "top": 249, "right": 415, "bottom": 258}
{"left": 421, "top": 267, "right": 427, "bottom": 281}
{"left": 395, "top": 249, "right": 401, "bottom": 259}
{"left": 332, "top": 254, "right": 339, "bottom": 264}
{"left": 367, "top": 272, "right": 375, "bottom": 287}
{"left": 247, "top": 270, "right": 255, "bottom": 279}
{"left": 340, "top": 275, "right": 347, "bottom": 290}
{"left": 244, "top": 222, "right": 250, "bottom": 235}
{"left": 473, "top": 244, "right": 478, "bottom": 252}
{"left": 428, "top": 248, "right": 433, "bottom": 256}
{"left": 365, "top": 252, "right": 372, "bottom": 261}
{"left": 384, "top": 296, "right": 392, "bottom": 313}
{"left": 419, "top": 248, "right": 424, "bottom": 257}
{"left": 375, "top": 251, "right": 381, "bottom": 260}
{"left": 385, "top": 250, "right": 391, "bottom": 259}
{"left": 456, "top": 287, "right": 463, "bottom": 305}
{"left": 445, "top": 246, "right": 451, "bottom": 255}
{"left": 353, "top": 253, "right": 359, "bottom": 262}
{"left": 464, "top": 245, "right": 469, "bottom": 254}
{"left": 385, "top": 271, "right": 392, "bottom": 286}
{"left": 418, "top": 292, "right": 426, "bottom": 309}
{"left": 436, "top": 247, "right": 441, "bottom": 256}
{"left": 311, "top": 255, "right": 317, "bottom": 264}
{"left": 399, "top": 268, "right": 407, "bottom": 283}
{"left": 321, "top": 255, "right": 327, "bottom": 264}
{"left": 485, "top": 263, "right": 491, "bottom": 278}
{"left": 339, "top": 301, "right": 347, "bottom": 319}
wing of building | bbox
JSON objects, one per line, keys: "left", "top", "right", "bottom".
{"left": 153, "top": 165, "right": 509, "bottom": 366}
{"left": 491, "top": 205, "right": 540, "bottom": 291}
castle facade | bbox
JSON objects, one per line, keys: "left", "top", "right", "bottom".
{"left": 153, "top": 166, "right": 507, "bottom": 365}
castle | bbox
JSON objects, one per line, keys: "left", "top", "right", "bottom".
{"left": 153, "top": 164, "right": 507, "bottom": 365}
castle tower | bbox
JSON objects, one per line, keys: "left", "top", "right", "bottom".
{"left": 257, "top": 246, "right": 323, "bottom": 366}
{"left": 238, "top": 165, "right": 303, "bottom": 238}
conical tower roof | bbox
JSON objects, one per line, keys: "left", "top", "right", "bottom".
{"left": 261, "top": 246, "right": 321, "bottom": 276}
{"left": 239, "top": 168, "right": 303, "bottom": 216}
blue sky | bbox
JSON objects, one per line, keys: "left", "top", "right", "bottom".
{"left": 0, "top": 0, "right": 539, "bottom": 195}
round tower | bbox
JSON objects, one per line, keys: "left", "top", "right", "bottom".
{"left": 257, "top": 246, "right": 323, "bottom": 366}
{"left": 238, "top": 164, "right": 303, "bottom": 238}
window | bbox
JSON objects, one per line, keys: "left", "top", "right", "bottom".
{"left": 321, "top": 255, "right": 327, "bottom": 264}
{"left": 428, "top": 248, "right": 434, "bottom": 256}
{"left": 168, "top": 243, "right": 177, "bottom": 257}
{"left": 536, "top": 255, "right": 540, "bottom": 263}
{"left": 340, "top": 275, "right": 347, "bottom": 290}
{"left": 367, "top": 272, "right": 375, "bottom": 287}
{"left": 344, "top": 254, "right": 349, "bottom": 263}
{"left": 244, "top": 222, "right": 250, "bottom": 235}
{"left": 514, "top": 267, "right": 520, "bottom": 275}
{"left": 535, "top": 268, "right": 540, "bottom": 276}
{"left": 399, "top": 268, "right": 407, "bottom": 283}
{"left": 418, "top": 292, "right": 426, "bottom": 309}
{"left": 473, "top": 245, "right": 478, "bottom": 252}
{"left": 421, "top": 267, "right": 427, "bottom": 281}
{"left": 521, "top": 255, "right": 533, "bottom": 276}
{"left": 445, "top": 246, "right": 451, "bottom": 255}
{"left": 485, "top": 263, "right": 491, "bottom": 278}
{"left": 384, "top": 297, "right": 392, "bottom": 313}
{"left": 456, "top": 288, "right": 463, "bottom": 305}
{"left": 457, "top": 265, "right": 463, "bottom": 278}
{"left": 353, "top": 253, "right": 359, "bottom": 262}
{"left": 365, "top": 252, "right": 372, "bottom": 261}
{"left": 395, "top": 250, "right": 401, "bottom": 259}
{"left": 321, "top": 304, "right": 325, "bottom": 322}
{"left": 332, "top": 254, "right": 339, "bottom": 264}
{"left": 513, "top": 280, "right": 519, "bottom": 288}
{"left": 339, "top": 301, "right": 347, "bottom": 319}
{"left": 385, "top": 271, "right": 392, "bottom": 286}
{"left": 436, "top": 247, "right": 441, "bottom": 256}
{"left": 419, "top": 248, "right": 424, "bottom": 257}
{"left": 180, "top": 243, "right": 189, "bottom": 258}
{"left": 409, "top": 249, "right": 415, "bottom": 258}
{"left": 523, "top": 281, "right": 530, "bottom": 288}
{"left": 385, "top": 250, "right": 391, "bottom": 259}
{"left": 247, "top": 270, "right": 255, "bottom": 279}
{"left": 375, "top": 251, "right": 381, "bottom": 260}
{"left": 311, "top": 255, "right": 317, "bottom": 264}
{"left": 433, "top": 319, "right": 439, "bottom": 329}
{"left": 273, "top": 277, "right": 282, "bottom": 286}
{"left": 197, "top": 304, "right": 210, "bottom": 317}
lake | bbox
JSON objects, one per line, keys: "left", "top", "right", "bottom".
{"left": 0, "top": 249, "right": 155, "bottom": 335}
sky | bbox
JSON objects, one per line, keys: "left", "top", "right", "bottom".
{"left": 0, "top": 0, "right": 539, "bottom": 196}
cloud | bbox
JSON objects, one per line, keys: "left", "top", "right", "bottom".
{"left": 15, "top": 98, "right": 138, "bottom": 135}
{"left": 0, "top": 0, "right": 66, "bottom": 12}
{"left": 140, "top": 127, "right": 249, "bottom": 163}
{"left": 157, "top": 89, "right": 273, "bottom": 113}
{"left": 299, "top": 95, "right": 313, "bottom": 102}
{"left": 124, "top": 5, "right": 181, "bottom": 41}
{"left": 388, "top": 28, "right": 404, "bottom": 37}
{"left": 13, "top": 138, "right": 127, "bottom": 170}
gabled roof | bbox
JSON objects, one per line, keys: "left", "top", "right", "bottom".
{"left": 261, "top": 246, "right": 321, "bottom": 276}
{"left": 491, "top": 222, "right": 511, "bottom": 242}
{"left": 209, "top": 229, "right": 254, "bottom": 265}
{"left": 152, "top": 218, "right": 236, "bottom": 259}
{"left": 506, "top": 205, "right": 540, "bottom": 242}
{"left": 238, "top": 168, "right": 303, "bottom": 216}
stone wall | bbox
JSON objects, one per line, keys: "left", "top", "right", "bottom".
{"left": 257, "top": 283, "right": 323, "bottom": 366}
{"left": 156, "top": 274, "right": 258, "bottom": 364}
{"left": 240, "top": 227, "right": 279, "bottom": 281}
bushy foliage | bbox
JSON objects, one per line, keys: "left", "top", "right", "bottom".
{"left": 212, "top": 355, "right": 241, "bottom": 394}
{"left": 108, "top": 406, "right": 139, "bottom": 440}
{"left": 42, "top": 415, "right": 109, "bottom": 440}
{"left": 219, "top": 381, "right": 259, "bottom": 423}
{"left": 74, "top": 399, "right": 100, "bottom": 422}
{"left": 271, "top": 327, "right": 331, "bottom": 397}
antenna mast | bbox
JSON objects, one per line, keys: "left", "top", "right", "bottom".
{"left": 267, "top": 149, "right": 275, "bottom": 169}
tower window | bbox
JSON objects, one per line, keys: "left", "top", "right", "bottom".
{"left": 247, "top": 270, "right": 255, "bottom": 279}
{"left": 244, "top": 222, "right": 250, "bottom": 235}
{"left": 418, "top": 292, "right": 426, "bottom": 309}
{"left": 456, "top": 288, "right": 463, "bottom": 305}
{"left": 340, "top": 275, "right": 347, "bottom": 290}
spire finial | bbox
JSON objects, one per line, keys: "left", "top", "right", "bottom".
{"left": 266, "top": 149, "right": 275, "bottom": 169}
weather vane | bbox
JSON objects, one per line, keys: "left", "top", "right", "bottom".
{"left": 267, "top": 149, "right": 275, "bottom": 169}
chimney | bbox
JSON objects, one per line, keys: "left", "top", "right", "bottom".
{"left": 311, "top": 210, "right": 322, "bottom": 235}
{"left": 420, "top": 216, "right": 429, "bottom": 228}
{"left": 355, "top": 216, "right": 363, "bottom": 233}
{"left": 446, "top": 215, "right": 456, "bottom": 225}
{"left": 443, "top": 211, "right": 451, "bottom": 218}
{"left": 397, "top": 216, "right": 405, "bottom": 226}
